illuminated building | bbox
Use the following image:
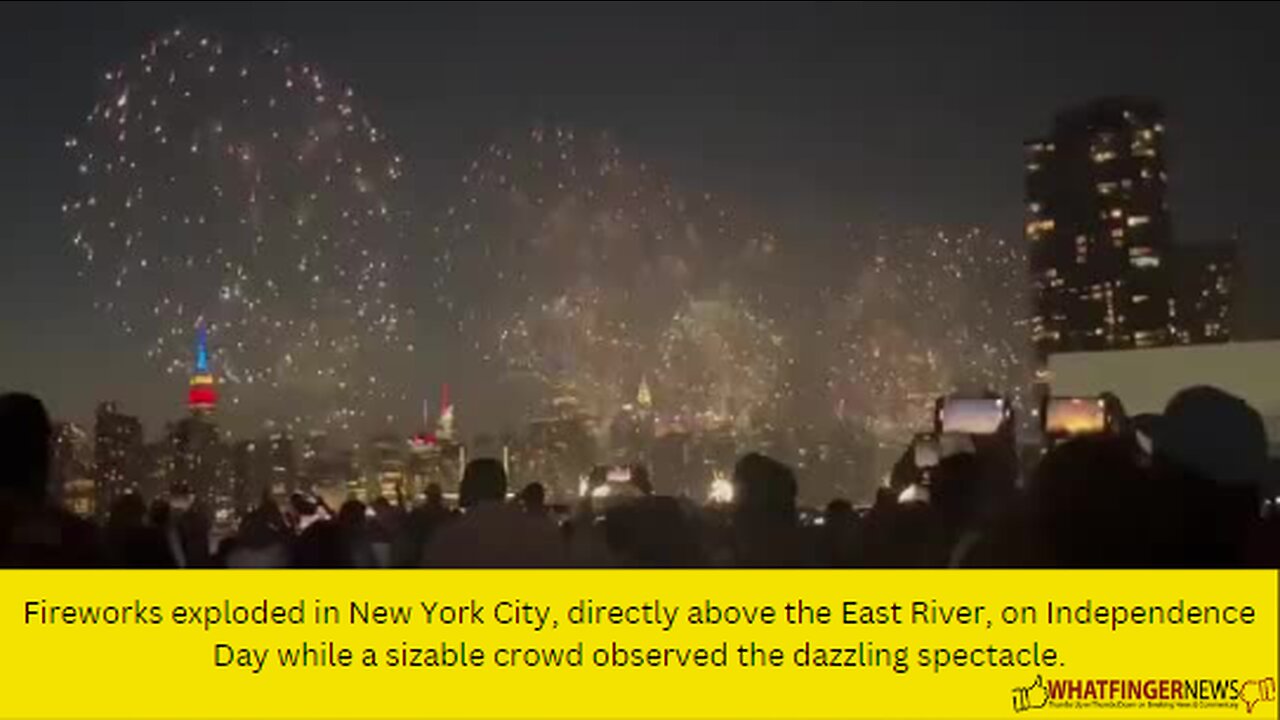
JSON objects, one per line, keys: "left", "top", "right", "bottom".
{"left": 1026, "top": 98, "right": 1174, "bottom": 359}
{"left": 608, "top": 378, "right": 656, "bottom": 464}
{"left": 264, "top": 426, "right": 297, "bottom": 497}
{"left": 187, "top": 326, "right": 217, "bottom": 415}
{"left": 231, "top": 439, "right": 260, "bottom": 511}
{"left": 1170, "top": 243, "right": 1235, "bottom": 345}
{"left": 93, "top": 401, "right": 145, "bottom": 507}
{"left": 168, "top": 415, "right": 227, "bottom": 506}
{"left": 52, "top": 422, "right": 95, "bottom": 518}
{"left": 366, "top": 433, "right": 406, "bottom": 500}
{"left": 437, "top": 383, "right": 456, "bottom": 442}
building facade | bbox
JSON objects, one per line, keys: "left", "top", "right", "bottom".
{"left": 93, "top": 401, "right": 145, "bottom": 509}
{"left": 1026, "top": 97, "right": 1175, "bottom": 359}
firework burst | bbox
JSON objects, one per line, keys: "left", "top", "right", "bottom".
{"left": 64, "top": 29, "right": 416, "bottom": 430}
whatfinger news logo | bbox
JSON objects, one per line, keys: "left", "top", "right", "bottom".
{"left": 1012, "top": 675, "right": 1277, "bottom": 714}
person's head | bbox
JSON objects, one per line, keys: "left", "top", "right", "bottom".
{"left": 824, "top": 498, "right": 855, "bottom": 526}
{"left": 0, "top": 393, "right": 53, "bottom": 500}
{"left": 148, "top": 498, "right": 172, "bottom": 527}
{"left": 519, "top": 482, "right": 546, "bottom": 513}
{"left": 1029, "top": 435, "right": 1151, "bottom": 566}
{"left": 108, "top": 491, "right": 147, "bottom": 528}
{"left": 1152, "top": 386, "right": 1269, "bottom": 492}
{"left": 338, "top": 500, "right": 367, "bottom": 527}
{"left": 931, "top": 453, "right": 983, "bottom": 525}
{"left": 732, "top": 453, "right": 797, "bottom": 524}
{"left": 459, "top": 458, "right": 507, "bottom": 509}
{"left": 424, "top": 482, "right": 444, "bottom": 507}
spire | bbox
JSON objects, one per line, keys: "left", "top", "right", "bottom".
{"left": 437, "top": 383, "right": 455, "bottom": 441}
{"left": 637, "top": 375, "right": 652, "bottom": 410}
{"left": 188, "top": 324, "right": 217, "bottom": 415}
{"left": 195, "top": 325, "right": 210, "bottom": 374}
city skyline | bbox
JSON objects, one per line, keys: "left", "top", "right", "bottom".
{"left": 3, "top": 3, "right": 1280, "bottom": 438}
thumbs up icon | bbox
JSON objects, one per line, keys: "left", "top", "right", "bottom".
{"left": 1013, "top": 675, "right": 1049, "bottom": 713}
{"left": 1241, "top": 677, "right": 1276, "bottom": 714}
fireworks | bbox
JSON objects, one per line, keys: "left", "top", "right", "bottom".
{"left": 823, "top": 228, "right": 1030, "bottom": 442}
{"left": 432, "top": 126, "right": 781, "bottom": 427}
{"left": 656, "top": 296, "right": 787, "bottom": 432}
{"left": 63, "top": 29, "right": 415, "bottom": 431}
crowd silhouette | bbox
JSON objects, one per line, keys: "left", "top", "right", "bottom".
{"left": 2, "top": 388, "right": 1277, "bottom": 569}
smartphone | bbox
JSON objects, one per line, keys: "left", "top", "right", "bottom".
{"left": 605, "top": 465, "right": 633, "bottom": 484}
{"left": 936, "top": 397, "right": 1009, "bottom": 435}
{"left": 913, "top": 434, "right": 941, "bottom": 469}
{"left": 1043, "top": 396, "right": 1108, "bottom": 437}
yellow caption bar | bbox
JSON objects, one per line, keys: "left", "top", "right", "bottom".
{"left": 0, "top": 570, "right": 1275, "bottom": 719}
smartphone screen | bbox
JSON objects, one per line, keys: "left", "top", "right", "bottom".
{"left": 1044, "top": 397, "right": 1107, "bottom": 437}
{"left": 937, "top": 397, "right": 1008, "bottom": 435}
{"left": 914, "top": 436, "right": 940, "bottom": 469}
{"left": 605, "top": 465, "right": 633, "bottom": 484}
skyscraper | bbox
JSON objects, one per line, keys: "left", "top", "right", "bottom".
{"left": 1170, "top": 243, "right": 1235, "bottom": 345}
{"left": 52, "top": 421, "right": 95, "bottom": 518}
{"left": 1025, "top": 97, "right": 1174, "bottom": 359}
{"left": 94, "top": 401, "right": 145, "bottom": 507}
{"left": 188, "top": 326, "right": 217, "bottom": 415}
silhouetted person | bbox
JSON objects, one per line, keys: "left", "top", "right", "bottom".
{"left": 817, "top": 498, "right": 859, "bottom": 567}
{"left": 421, "top": 458, "right": 564, "bottom": 567}
{"left": 605, "top": 495, "right": 705, "bottom": 567}
{"left": 0, "top": 393, "right": 101, "bottom": 567}
{"left": 930, "top": 453, "right": 984, "bottom": 566}
{"left": 178, "top": 501, "right": 213, "bottom": 568}
{"left": 225, "top": 501, "right": 290, "bottom": 568}
{"left": 519, "top": 482, "right": 547, "bottom": 516}
{"left": 1147, "top": 386, "right": 1270, "bottom": 567}
{"left": 728, "top": 453, "right": 810, "bottom": 567}
{"left": 336, "top": 499, "right": 378, "bottom": 567}
{"left": 294, "top": 520, "right": 350, "bottom": 568}
{"left": 393, "top": 482, "right": 455, "bottom": 567}
{"left": 105, "top": 492, "right": 175, "bottom": 568}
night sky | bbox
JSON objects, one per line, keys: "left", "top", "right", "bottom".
{"left": 2, "top": 1, "right": 1278, "bottom": 437}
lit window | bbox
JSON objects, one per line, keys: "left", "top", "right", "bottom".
{"left": 1154, "top": 123, "right": 1165, "bottom": 133}
{"left": 1131, "top": 256, "right": 1161, "bottom": 269}
{"left": 1133, "top": 294, "right": 1149, "bottom": 303}
{"left": 1028, "top": 202, "right": 1043, "bottom": 213}
{"left": 1092, "top": 150, "right": 1117, "bottom": 163}
{"left": 1110, "top": 208, "right": 1124, "bottom": 219}
{"left": 1027, "top": 162, "right": 1041, "bottom": 172}
{"left": 1141, "top": 168, "right": 1153, "bottom": 180}
{"left": 1043, "top": 268, "right": 1058, "bottom": 279}
{"left": 1127, "top": 215, "right": 1150, "bottom": 228}
{"left": 1026, "top": 219, "right": 1055, "bottom": 237}
{"left": 1076, "top": 236, "right": 1088, "bottom": 247}
{"left": 1111, "top": 228, "right": 1125, "bottom": 239}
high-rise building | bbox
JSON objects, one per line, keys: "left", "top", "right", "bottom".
{"left": 1026, "top": 97, "right": 1174, "bottom": 359}
{"left": 264, "top": 427, "right": 296, "bottom": 497}
{"left": 168, "top": 415, "right": 227, "bottom": 506}
{"left": 1170, "top": 243, "right": 1235, "bottom": 345}
{"left": 188, "top": 326, "right": 217, "bottom": 415}
{"left": 437, "top": 383, "right": 456, "bottom": 442}
{"left": 93, "top": 401, "right": 145, "bottom": 508}
{"left": 366, "top": 434, "right": 406, "bottom": 500}
{"left": 52, "top": 422, "right": 95, "bottom": 518}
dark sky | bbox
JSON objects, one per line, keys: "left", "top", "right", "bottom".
{"left": 2, "top": 1, "right": 1278, "bottom": 434}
